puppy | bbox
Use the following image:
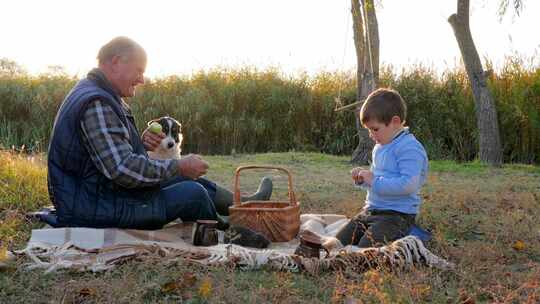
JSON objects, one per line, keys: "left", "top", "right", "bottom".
{"left": 147, "top": 116, "right": 183, "bottom": 160}
{"left": 224, "top": 225, "right": 271, "bottom": 249}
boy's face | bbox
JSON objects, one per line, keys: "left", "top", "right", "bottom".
{"left": 363, "top": 116, "right": 403, "bottom": 145}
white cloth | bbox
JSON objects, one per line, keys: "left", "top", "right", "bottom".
{"left": 16, "top": 214, "right": 453, "bottom": 273}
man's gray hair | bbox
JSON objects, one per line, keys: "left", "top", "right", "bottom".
{"left": 97, "top": 36, "right": 146, "bottom": 64}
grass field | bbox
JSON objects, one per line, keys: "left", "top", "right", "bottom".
{"left": 0, "top": 151, "right": 539, "bottom": 303}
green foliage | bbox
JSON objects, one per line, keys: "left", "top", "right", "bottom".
{"left": 0, "top": 60, "right": 539, "bottom": 163}
{"left": 0, "top": 73, "right": 76, "bottom": 152}
{"left": 490, "top": 56, "right": 540, "bottom": 163}
{"left": 0, "top": 152, "right": 49, "bottom": 245}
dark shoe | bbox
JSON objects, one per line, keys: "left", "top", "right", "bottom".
{"left": 244, "top": 176, "right": 273, "bottom": 201}
{"left": 224, "top": 225, "right": 271, "bottom": 248}
{"left": 25, "top": 206, "right": 55, "bottom": 219}
{"left": 407, "top": 224, "right": 432, "bottom": 242}
{"left": 213, "top": 177, "right": 273, "bottom": 216}
{"left": 26, "top": 206, "right": 63, "bottom": 227}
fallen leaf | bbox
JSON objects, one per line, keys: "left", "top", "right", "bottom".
{"left": 161, "top": 272, "right": 198, "bottom": 294}
{"left": 198, "top": 277, "right": 213, "bottom": 299}
{"left": 0, "top": 247, "right": 7, "bottom": 262}
{"left": 78, "top": 287, "right": 96, "bottom": 297}
{"left": 512, "top": 240, "right": 526, "bottom": 251}
{"left": 0, "top": 247, "right": 16, "bottom": 270}
{"left": 161, "top": 281, "right": 179, "bottom": 294}
{"left": 458, "top": 289, "right": 475, "bottom": 304}
{"left": 460, "top": 297, "right": 475, "bottom": 304}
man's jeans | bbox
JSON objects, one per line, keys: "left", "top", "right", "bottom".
{"left": 54, "top": 176, "right": 220, "bottom": 230}
{"left": 159, "top": 176, "right": 219, "bottom": 224}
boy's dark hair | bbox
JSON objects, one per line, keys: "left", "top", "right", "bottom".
{"left": 97, "top": 36, "right": 145, "bottom": 65}
{"left": 360, "top": 88, "right": 407, "bottom": 126}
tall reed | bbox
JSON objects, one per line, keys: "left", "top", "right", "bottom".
{"left": 0, "top": 60, "right": 539, "bottom": 163}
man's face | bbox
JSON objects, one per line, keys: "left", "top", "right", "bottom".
{"left": 363, "top": 116, "right": 402, "bottom": 145}
{"left": 111, "top": 50, "right": 146, "bottom": 97}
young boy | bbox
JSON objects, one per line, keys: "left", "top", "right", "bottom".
{"left": 331, "top": 88, "right": 428, "bottom": 248}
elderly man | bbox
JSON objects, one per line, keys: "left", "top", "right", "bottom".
{"left": 47, "top": 36, "right": 271, "bottom": 230}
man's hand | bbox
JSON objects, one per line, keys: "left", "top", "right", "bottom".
{"left": 142, "top": 128, "right": 165, "bottom": 151}
{"left": 177, "top": 154, "right": 209, "bottom": 179}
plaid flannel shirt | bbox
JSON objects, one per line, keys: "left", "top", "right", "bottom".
{"left": 80, "top": 99, "right": 179, "bottom": 188}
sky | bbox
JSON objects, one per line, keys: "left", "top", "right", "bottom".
{"left": 1, "top": 0, "right": 539, "bottom": 78}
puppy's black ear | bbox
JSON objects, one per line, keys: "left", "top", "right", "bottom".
{"left": 171, "top": 117, "right": 181, "bottom": 128}
{"left": 147, "top": 118, "right": 160, "bottom": 126}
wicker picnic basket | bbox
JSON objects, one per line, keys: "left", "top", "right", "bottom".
{"left": 229, "top": 166, "right": 301, "bottom": 242}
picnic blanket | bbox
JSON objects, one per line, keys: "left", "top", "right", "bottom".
{"left": 16, "top": 214, "right": 454, "bottom": 273}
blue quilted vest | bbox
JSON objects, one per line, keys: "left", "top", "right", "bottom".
{"left": 47, "top": 78, "right": 162, "bottom": 228}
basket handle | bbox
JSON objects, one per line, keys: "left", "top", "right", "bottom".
{"left": 233, "top": 165, "right": 296, "bottom": 206}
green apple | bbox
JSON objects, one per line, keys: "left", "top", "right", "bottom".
{"left": 149, "top": 122, "right": 162, "bottom": 134}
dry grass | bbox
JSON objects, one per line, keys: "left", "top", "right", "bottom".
{"left": 1, "top": 151, "right": 539, "bottom": 303}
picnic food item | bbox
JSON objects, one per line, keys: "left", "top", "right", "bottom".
{"left": 294, "top": 231, "right": 329, "bottom": 259}
{"left": 229, "top": 166, "right": 300, "bottom": 242}
{"left": 149, "top": 122, "right": 162, "bottom": 134}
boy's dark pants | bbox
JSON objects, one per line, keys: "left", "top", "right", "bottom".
{"left": 335, "top": 209, "right": 416, "bottom": 248}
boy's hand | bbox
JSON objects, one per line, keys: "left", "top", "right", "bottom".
{"left": 358, "top": 170, "right": 374, "bottom": 186}
{"left": 142, "top": 128, "right": 165, "bottom": 151}
{"left": 351, "top": 167, "right": 374, "bottom": 186}
{"left": 350, "top": 167, "right": 364, "bottom": 183}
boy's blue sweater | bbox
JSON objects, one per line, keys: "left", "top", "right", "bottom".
{"left": 363, "top": 128, "right": 428, "bottom": 215}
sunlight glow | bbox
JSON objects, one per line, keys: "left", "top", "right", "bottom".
{"left": 1, "top": 0, "right": 538, "bottom": 78}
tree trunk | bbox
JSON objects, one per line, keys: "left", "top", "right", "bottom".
{"left": 448, "top": 0, "right": 503, "bottom": 165}
{"left": 350, "top": 0, "right": 379, "bottom": 165}
{"left": 365, "top": 0, "right": 379, "bottom": 85}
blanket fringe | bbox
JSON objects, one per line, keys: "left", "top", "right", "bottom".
{"left": 299, "top": 236, "right": 454, "bottom": 275}
{"left": 17, "top": 236, "right": 453, "bottom": 273}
